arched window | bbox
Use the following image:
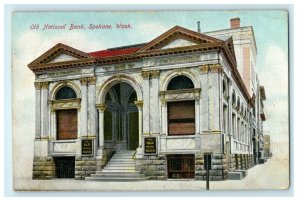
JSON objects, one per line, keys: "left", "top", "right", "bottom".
{"left": 55, "top": 86, "right": 76, "bottom": 100}
{"left": 167, "top": 75, "right": 194, "bottom": 90}
{"left": 55, "top": 86, "right": 78, "bottom": 140}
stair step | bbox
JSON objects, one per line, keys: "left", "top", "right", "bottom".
{"left": 86, "top": 150, "right": 145, "bottom": 181}
{"left": 111, "top": 156, "right": 134, "bottom": 159}
{"left": 95, "top": 170, "right": 140, "bottom": 174}
{"left": 106, "top": 163, "right": 135, "bottom": 167}
{"left": 107, "top": 161, "right": 135, "bottom": 164}
{"left": 85, "top": 177, "right": 146, "bottom": 181}
{"left": 91, "top": 173, "right": 144, "bottom": 178}
{"left": 228, "top": 172, "right": 243, "bottom": 180}
{"left": 101, "top": 169, "right": 137, "bottom": 172}
{"left": 104, "top": 167, "right": 136, "bottom": 170}
{"left": 109, "top": 160, "right": 135, "bottom": 163}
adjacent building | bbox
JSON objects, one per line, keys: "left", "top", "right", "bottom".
{"left": 28, "top": 18, "right": 267, "bottom": 181}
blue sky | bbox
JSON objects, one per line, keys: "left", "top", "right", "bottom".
{"left": 12, "top": 10, "right": 289, "bottom": 152}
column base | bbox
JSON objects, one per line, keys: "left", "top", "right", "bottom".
{"left": 135, "top": 147, "right": 143, "bottom": 159}
{"left": 96, "top": 149, "right": 103, "bottom": 160}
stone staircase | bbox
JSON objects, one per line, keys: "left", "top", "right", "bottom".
{"left": 86, "top": 151, "right": 146, "bottom": 181}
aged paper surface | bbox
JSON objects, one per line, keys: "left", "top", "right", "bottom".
{"left": 11, "top": 10, "right": 289, "bottom": 191}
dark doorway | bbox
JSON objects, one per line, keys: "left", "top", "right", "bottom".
{"left": 54, "top": 157, "right": 75, "bottom": 178}
{"left": 104, "top": 82, "right": 139, "bottom": 151}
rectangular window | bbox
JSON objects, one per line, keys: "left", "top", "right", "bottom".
{"left": 56, "top": 109, "right": 77, "bottom": 140}
{"left": 168, "top": 101, "right": 195, "bottom": 135}
{"left": 167, "top": 154, "right": 195, "bottom": 179}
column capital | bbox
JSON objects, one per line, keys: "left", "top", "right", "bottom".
{"left": 34, "top": 81, "right": 49, "bottom": 89}
{"left": 88, "top": 77, "right": 96, "bottom": 85}
{"left": 199, "top": 63, "right": 223, "bottom": 74}
{"left": 34, "top": 82, "right": 42, "bottom": 89}
{"left": 160, "top": 99, "right": 167, "bottom": 106}
{"left": 150, "top": 70, "right": 160, "bottom": 79}
{"left": 80, "top": 77, "right": 89, "bottom": 86}
{"left": 134, "top": 100, "right": 143, "bottom": 108}
{"left": 40, "top": 82, "right": 49, "bottom": 89}
{"left": 96, "top": 104, "right": 106, "bottom": 112}
{"left": 141, "top": 70, "right": 151, "bottom": 79}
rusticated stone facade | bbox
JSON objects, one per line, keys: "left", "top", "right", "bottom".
{"left": 75, "top": 157, "right": 97, "bottom": 180}
{"left": 32, "top": 157, "right": 55, "bottom": 179}
{"left": 137, "top": 155, "right": 167, "bottom": 180}
{"left": 195, "top": 153, "right": 228, "bottom": 181}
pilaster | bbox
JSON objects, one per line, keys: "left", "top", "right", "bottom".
{"left": 141, "top": 70, "right": 150, "bottom": 135}
{"left": 150, "top": 70, "right": 160, "bottom": 134}
{"left": 87, "top": 77, "right": 97, "bottom": 138}
{"left": 80, "top": 78, "right": 88, "bottom": 137}
{"left": 34, "top": 82, "right": 42, "bottom": 139}
{"left": 40, "top": 82, "right": 49, "bottom": 139}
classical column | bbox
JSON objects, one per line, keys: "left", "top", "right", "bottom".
{"left": 40, "top": 82, "right": 49, "bottom": 139}
{"left": 50, "top": 110, "right": 56, "bottom": 139}
{"left": 150, "top": 70, "right": 160, "bottom": 134}
{"left": 88, "top": 77, "right": 97, "bottom": 137}
{"left": 161, "top": 99, "right": 167, "bottom": 135}
{"left": 34, "top": 82, "right": 42, "bottom": 139}
{"left": 141, "top": 71, "right": 150, "bottom": 135}
{"left": 160, "top": 99, "right": 167, "bottom": 152}
{"left": 195, "top": 99, "right": 200, "bottom": 135}
{"left": 97, "top": 104, "right": 106, "bottom": 154}
{"left": 134, "top": 101, "right": 143, "bottom": 148}
{"left": 80, "top": 77, "right": 88, "bottom": 137}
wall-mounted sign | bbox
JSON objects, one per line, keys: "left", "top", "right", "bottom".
{"left": 144, "top": 137, "right": 157, "bottom": 155}
{"left": 81, "top": 139, "right": 93, "bottom": 156}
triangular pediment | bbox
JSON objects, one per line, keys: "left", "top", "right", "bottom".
{"left": 137, "top": 26, "right": 223, "bottom": 52}
{"left": 161, "top": 39, "right": 198, "bottom": 49}
{"left": 28, "top": 43, "right": 94, "bottom": 69}
{"left": 48, "top": 52, "right": 80, "bottom": 63}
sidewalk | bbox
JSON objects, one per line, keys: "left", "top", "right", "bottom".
{"left": 13, "top": 156, "right": 289, "bottom": 191}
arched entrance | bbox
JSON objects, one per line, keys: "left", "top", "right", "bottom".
{"left": 104, "top": 82, "right": 139, "bottom": 151}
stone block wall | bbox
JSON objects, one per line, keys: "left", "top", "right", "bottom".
{"left": 233, "top": 154, "right": 253, "bottom": 170}
{"left": 195, "top": 153, "right": 228, "bottom": 181}
{"left": 32, "top": 157, "right": 55, "bottom": 179}
{"left": 75, "top": 157, "right": 97, "bottom": 180}
{"left": 138, "top": 155, "right": 167, "bottom": 180}
{"left": 229, "top": 154, "right": 236, "bottom": 171}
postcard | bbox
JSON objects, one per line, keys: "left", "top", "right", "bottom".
{"left": 11, "top": 10, "right": 289, "bottom": 191}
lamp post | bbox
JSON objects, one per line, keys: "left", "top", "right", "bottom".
{"left": 204, "top": 152, "right": 212, "bottom": 190}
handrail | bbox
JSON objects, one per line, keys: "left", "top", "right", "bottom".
{"left": 132, "top": 150, "right": 137, "bottom": 159}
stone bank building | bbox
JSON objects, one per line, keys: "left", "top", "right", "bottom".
{"left": 28, "top": 18, "right": 267, "bottom": 181}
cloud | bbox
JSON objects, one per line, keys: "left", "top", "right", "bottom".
{"left": 257, "top": 45, "right": 289, "bottom": 151}
{"left": 259, "top": 45, "right": 288, "bottom": 98}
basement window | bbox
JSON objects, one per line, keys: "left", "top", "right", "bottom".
{"left": 167, "top": 154, "right": 195, "bottom": 179}
{"left": 54, "top": 157, "right": 75, "bottom": 178}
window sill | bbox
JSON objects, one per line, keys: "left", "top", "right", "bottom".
{"left": 166, "top": 135, "right": 195, "bottom": 139}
